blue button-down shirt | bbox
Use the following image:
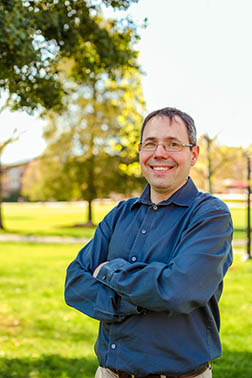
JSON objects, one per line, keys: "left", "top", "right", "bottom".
{"left": 65, "top": 178, "right": 233, "bottom": 376}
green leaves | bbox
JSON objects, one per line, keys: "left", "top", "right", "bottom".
{"left": 23, "top": 64, "right": 146, "bottom": 212}
{"left": 0, "top": 0, "right": 140, "bottom": 114}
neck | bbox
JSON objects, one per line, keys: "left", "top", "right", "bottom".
{"left": 150, "top": 179, "right": 189, "bottom": 204}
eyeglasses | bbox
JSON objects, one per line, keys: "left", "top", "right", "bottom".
{"left": 139, "top": 141, "right": 194, "bottom": 152}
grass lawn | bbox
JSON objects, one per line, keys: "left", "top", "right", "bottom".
{"left": 215, "top": 251, "right": 252, "bottom": 376}
{"left": 0, "top": 242, "right": 99, "bottom": 378}
{"left": 0, "top": 242, "right": 251, "bottom": 377}
{"left": 229, "top": 207, "right": 251, "bottom": 240}
{"left": 0, "top": 201, "right": 116, "bottom": 239}
{"left": 0, "top": 201, "right": 251, "bottom": 242}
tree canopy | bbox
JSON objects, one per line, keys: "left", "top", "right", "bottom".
{"left": 0, "top": 0, "right": 140, "bottom": 113}
{"left": 0, "top": 0, "right": 142, "bottom": 229}
{"left": 22, "top": 65, "right": 146, "bottom": 224}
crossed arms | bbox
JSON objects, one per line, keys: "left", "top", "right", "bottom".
{"left": 65, "top": 200, "right": 233, "bottom": 322}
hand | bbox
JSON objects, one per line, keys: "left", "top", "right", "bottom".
{"left": 93, "top": 261, "right": 109, "bottom": 278}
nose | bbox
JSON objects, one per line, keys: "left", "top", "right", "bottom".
{"left": 153, "top": 144, "right": 170, "bottom": 158}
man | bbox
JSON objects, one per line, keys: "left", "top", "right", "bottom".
{"left": 65, "top": 107, "right": 233, "bottom": 378}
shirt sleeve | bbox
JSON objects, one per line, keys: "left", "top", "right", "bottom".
{"left": 64, "top": 205, "right": 141, "bottom": 322}
{"left": 96, "top": 199, "right": 233, "bottom": 316}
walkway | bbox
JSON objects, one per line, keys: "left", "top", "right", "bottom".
{"left": 0, "top": 233, "right": 90, "bottom": 244}
{"left": 0, "top": 233, "right": 246, "bottom": 247}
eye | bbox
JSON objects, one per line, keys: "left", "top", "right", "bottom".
{"left": 143, "top": 142, "right": 156, "bottom": 149}
{"left": 169, "top": 142, "right": 180, "bottom": 148}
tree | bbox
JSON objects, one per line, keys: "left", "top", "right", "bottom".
{"left": 0, "top": 130, "right": 20, "bottom": 229}
{"left": 191, "top": 134, "right": 243, "bottom": 193}
{"left": 0, "top": 0, "right": 141, "bottom": 229}
{"left": 22, "top": 67, "right": 146, "bottom": 225}
{"left": 198, "top": 134, "right": 218, "bottom": 193}
{"left": 0, "top": 0, "right": 140, "bottom": 113}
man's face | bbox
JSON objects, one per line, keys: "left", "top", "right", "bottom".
{"left": 139, "top": 115, "right": 199, "bottom": 204}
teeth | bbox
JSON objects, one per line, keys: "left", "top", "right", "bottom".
{"left": 152, "top": 167, "right": 170, "bottom": 170}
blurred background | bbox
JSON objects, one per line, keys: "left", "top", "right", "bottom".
{"left": 0, "top": 1, "right": 251, "bottom": 377}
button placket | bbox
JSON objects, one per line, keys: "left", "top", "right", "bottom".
{"left": 130, "top": 206, "right": 152, "bottom": 258}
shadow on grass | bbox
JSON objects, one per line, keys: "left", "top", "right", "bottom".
{"left": 0, "top": 226, "right": 95, "bottom": 239}
{"left": 0, "top": 354, "right": 98, "bottom": 378}
{"left": 213, "top": 347, "right": 252, "bottom": 378}
{"left": 233, "top": 227, "right": 251, "bottom": 235}
{"left": 1, "top": 348, "right": 252, "bottom": 378}
{"left": 29, "top": 318, "right": 98, "bottom": 344}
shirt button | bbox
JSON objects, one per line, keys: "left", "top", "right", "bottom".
{"left": 131, "top": 256, "right": 137, "bottom": 262}
{"left": 153, "top": 205, "right": 158, "bottom": 211}
{"left": 141, "top": 229, "right": 147, "bottom": 234}
{"left": 102, "top": 275, "right": 106, "bottom": 280}
{"left": 111, "top": 344, "right": 116, "bottom": 349}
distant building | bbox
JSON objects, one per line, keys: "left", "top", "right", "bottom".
{"left": 1, "top": 160, "right": 31, "bottom": 201}
{"left": 223, "top": 178, "right": 248, "bottom": 194}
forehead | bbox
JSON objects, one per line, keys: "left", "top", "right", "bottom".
{"left": 142, "top": 115, "right": 189, "bottom": 141}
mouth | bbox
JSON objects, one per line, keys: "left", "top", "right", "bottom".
{"left": 152, "top": 166, "right": 171, "bottom": 171}
{"left": 150, "top": 164, "right": 175, "bottom": 172}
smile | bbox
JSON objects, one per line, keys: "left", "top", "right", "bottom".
{"left": 150, "top": 164, "right": 175, "bottom": 171}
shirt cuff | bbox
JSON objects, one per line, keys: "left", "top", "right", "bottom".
{"left": 96, "top": 258, "right": 130, "bottom": 285}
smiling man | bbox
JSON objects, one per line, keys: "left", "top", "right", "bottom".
{"left": 138, "top": 112, "right": 199, "bottom": 203}
{"left": 65, "top": 107, "right": 233, "bottom": 378}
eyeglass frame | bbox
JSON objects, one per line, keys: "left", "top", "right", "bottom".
{"left": 139, "top": 140, "right": 195, "bottom": 153}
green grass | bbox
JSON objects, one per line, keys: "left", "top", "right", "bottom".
{"left": 0, "top": 242, "right": 251, "bottom": 377}
{"left": 215, "top": 252, "right": 252, "bottom": 376}
{"left": 0, "top": 201, "right": 251, "bottom": 242}
{"left": 229, "top": 207, "right": 251, "bottom": 240}
{"left": 0, "top": 242, "right": 99, "bottom": 378}
{"left": 1, "top": 202, "right": 116, "bottom": 239}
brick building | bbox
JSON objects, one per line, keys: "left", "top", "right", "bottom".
{"left": 1, "top": 160, "right": 30, "bottom": 200}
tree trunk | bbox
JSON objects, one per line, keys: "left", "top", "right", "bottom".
{"left": 0, "top": 202, "right": 4, "bottom": 230}
{"left": 85, "top": 198, "right": 95, "bottom": 227}
{"left": 85, "top": 155, "right": 96, "bottom": 226}
{"left": 207, "top": 163, "right": 213, "bottom": 193}
{"left": 0, "top": 159, "right": 5, "bottom": 230}
{"left": 85, "top": 81, "right": 97, "bottom": 227}
{"left": 206, "top": 136, "right": 213, "bottom": 194}
{"left": 76, "top": 80, "right": 97, "bottom": 228}
{"left": 74, "top": 197, "right": 95, "bottom": 227}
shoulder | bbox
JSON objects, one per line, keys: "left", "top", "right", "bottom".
{"left": 110, "top": 197, "right": 138, "bottom": 213}
{"left": 115, "top": 197, "right": 138, "bottom": 209}
{"left": 196, "top": 191, "right": 231, "bottom": 212}
{"left": 102, "top": 197, "right": 138, "bottom": 225}
{"left": 191, "top": 191, "right": 232, "bottom": 225}
{"left": 182, "top": 192, "right": 234, "bottom": 241}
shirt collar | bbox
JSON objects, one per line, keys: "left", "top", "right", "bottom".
{"left": 131, "top": 177, "right": 199, "bottom": 209}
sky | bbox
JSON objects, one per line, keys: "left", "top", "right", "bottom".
{"left": 2, "top": 0, "right": 252, "bottom": 165}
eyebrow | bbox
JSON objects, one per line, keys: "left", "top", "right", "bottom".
{"left": 142, "top": 137, "right": 182, "bottom": 143}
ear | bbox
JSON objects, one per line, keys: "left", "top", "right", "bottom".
{"left": 190, "top": 145, "right": 200, "bottom": 167}
{"left": 138, "top": 143, "right": 141, "bottom": 152}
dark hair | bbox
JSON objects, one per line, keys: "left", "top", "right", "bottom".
{"left": 140, "top": 107, "right": 197, "bottom": 145}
